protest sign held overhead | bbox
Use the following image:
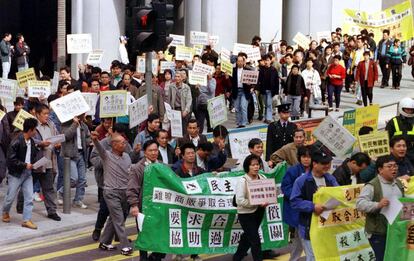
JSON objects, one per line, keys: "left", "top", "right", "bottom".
{"left": 27, "top": 80, "right": 51, "bottom": 98}
{"left": 50, "top": 90, "right": 91, "bottom": 123}
{"left": 129, "top": 95, "right": 148, "bottom": 129}
{"left": 67, "top": 33, "right": 93, "bottom": 54}
{"left": 81, "top": 92, "right": 98, "bottom": 116}
{"left": 16, "top": 68, "right": 36, "bottom": 88}
{"left": 175, "top": 46, "right": 194, "bottom": 61}
{"left": 188, "top": 70, "right": 207, "bottom": 86}
{"left": 0, "top": 78, "right": 17, "bottom": 101}
{"left": 358, "top": 131, "right": 390, "bottom": 158}
{"left": 190, "top": 31, "right": 209, "bottom": 45}
{"left": 192, "top": 62, "right": 215, "bottom": 76}
{"left": 86, "top": 49, "right": 104, "bottom": 65}
{"left": 100, "top": 90, "right": 128, "bottom": 118}
{"left": 342, "top": 105, "right": 379, "bottom": 136}
{"left": 169, "top": 34, "right": 185, "bottom": 46}
{"left": 160, "top": 61, "right": 176, "bottom": 73}
{"left": 207, "top": 95, "right": 228, "bottom": 128}
{"left": 12, "top": 109, "right": 36, "bottom": 131}
{"left": 170, "top": 109, "right": 183, "bottom": 138}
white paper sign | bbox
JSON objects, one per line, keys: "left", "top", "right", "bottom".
{"left": 86, "top": 49, "right": 104, "bottom": 65}
{"left": 192, "top": 62, "right": 215, "bottom": 76}
{"left": 316, "top": 31, "right": 332, "bottom": 42}
{"left": 50, "top": 90, "right": 91, "bottom": 123}
{"left": 233, "top": 43, "right": 261, "bottom": 61}
{"left": 169, "top": 34, "right": 185, "bottom": 46}
{"left": 292, "top": 32, "right": 311, "bottom": 49}
{"left": 81, "top": 93, "right": 98, "bottom": 116}
{"left": 229, "top": 130, "right": 263, "bottom": 161}
{"left": 175, "top": 46, "right": 194, "bottom": 62}
{"left": 312, "top": 115, "right": 356, "bottom": 156}
{"left": 129, "top": 95, "right": 148, "bottom": 129}
{"left": 28, "top": 80, "right": 51, "bottom": 98}
{"left": 100, "top": 90, "right": 128, "bottom": 118}
{"left": 136, "top": 56, "right": 158, "bottom": 75}
{"left": 190, "top": 31, "right": 209, "bottom": 45}
{"left": 160, "top": 61, "right": 176, "bottom": 73}
{"left": 209, "top": 35, "right": 220, "bottom": 46}
{"left": 51, "top": 71, "right": 59, "bottom": 94}
{"left": 46, "top": 134, "right": 66, "bottom": 145}
{"left": 188, "top": 70, "right": 207, "bottom": 86}
{"left": 247, "top": 179, "right": 277, "bottom": 205}
{"left": 33, "top": 157, "right": 52, "bottom": 170}
{"left": 67, "top": 34, "right": 92, "bottom": 54}
{"left": 220, "top": 48, "right": 231, "bottom": 63}
{"left": 0, "top": 78, "right": 17, "bottom": 101}
{"left": 207, "top": 95, "right": 228, "bottom": 128}
{"left": 241, "top": 70, "right": 259, "bottom": 85}
{"left": 170, "top": 109, "right": 183, "bottom": 138}
{"left": 380, "top": 197, "right": 403, "bottom": 224}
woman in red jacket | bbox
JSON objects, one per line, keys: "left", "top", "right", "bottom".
{"left": 355, "top": 51, "right": 378, "bottom": 107}
{"left": 327, "top": 55, "right": 346, "bottom": 111}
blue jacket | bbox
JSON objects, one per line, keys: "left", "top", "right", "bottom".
{"left": 290, "top": 171, "right": 338, "bottom": 240}
{"left": 281, "top": 163, "right": 306, "bottom": 228}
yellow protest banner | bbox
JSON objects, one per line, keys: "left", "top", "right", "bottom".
{"left": 310, "top": 185, "right": 374, "bottom": 261}
{"left": 16, "top": 68, "right": 36, "bottom": 88}
{"left": 12, "top": 109, "right": 35, "bottom": 131}
{"left": 343, "top": 1, "right": 414, "bottom": 42}
{"left": 358, "top": 131, "right": 390, "bottom": 158}
{"left": 221, "top": 60, "right": 233, "bottom": 77}
{"left": 342, "top": 104, "right": 379, "bottom": 136}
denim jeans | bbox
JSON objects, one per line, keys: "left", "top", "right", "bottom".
{"left": 369, "top": 234, "right": 386, "bottom": 261}
{"left": 261, "top": 90, "right": 273, "bottom": 121}
{"left": 286, "top": 95, "right": 301, "bottom": 118}
{"left": 327, "top": 84, "right": 342, "bottom": 108}
{"left": 300, "top": 238, "right": 315, "bottom": 261}
{"left": 58, "top": 153, "right": 87, "bottom": 202}
{"left": 2, "top": 170, "right": 33, "bottom": 221}
{"left": 17, "top": 63, "right": 29, "bottom": 72}
{"left": 2, "top": 61, "right": 10, "bottom": 79}
{"left": 234, "top": 90, "right": 248, "bottom": 126}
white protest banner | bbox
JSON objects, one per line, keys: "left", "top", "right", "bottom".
{"left": 100, "top": 90, "right": 128, "bottom": 118}
{"left": 0, "top": 110, "right": 5, "bottom": 121}
{"left": 136, "top": 56, "right": 159, "bottom": 75}
{"left": 190, "top": 31, "right": 209, "bottom": 45}
{"left": 129, "top": 94, "right": 148, "bottom": 129}
{"left": 50, "top": 90, "right": 91, "bottom": 123}
{"left": 207, "top": 95, "right": 228, "bottom": 128}
{"left": 51, "top": 71, "right": 59, "bottom": 94}
{"left": 241, "top": 70, "right": 259, "bottom": 85}
{"left": 0, "top": 78, "right": 17, "bottom": 101}
{"left": 247, "top": 179, "right": 277, "bottom": 205}
{"left": 229, "top": 129, "right": 264, "bottom": 161}
{"left": 86, "top": 49, "right": 104, "bottom": 65}
{"left": 27, "top": 80, "right": 51, "bottom": 98}
{"left": 233, "top": 43, "right": 261, "bottom": 61}
{"left": 292, "top": 32, "right": 311, "bottom": 49}
{"left": 175, "top": 46, "right": 194, "bottom": 61}
{"left": 170, "top": 109, "right": 183, "bottom": 138}
{"left": 192, "top": 62, "right": 215, "bottom": 75}
{"left": 67, "top": 34, "right": 92, "bottom": 54}
{"left": 209, "top": 35, "right": 220, "bottom": 46}
{"left": 188, "top": 70, "right": 207, "bottom": 86}
{"left": 220, "top": 47, "right": 231, "bottom": 62}
{"left": 193, "top": 44, "right": 204, "bottom": 56}
{"left": 46, "top": 134, "right": 66, "bottom": 145}
{"left": 220, "top": 60, "right": 233, "bottom": 77}
{"left": 12, "top": 109, "right": 36, "bottom": 131}
{"left": 316, "top": 31, "right": 332, "bottom": 42}
{"left": 312, "top": 115, "right": 356, "bottom": 157}
{"left": 160, "top": 61, "right": 176, "bottom": 73}
{"left": 81, "top": 92, "right": 98, "bottom": 116}
{"left": 169, "top": 34, "right": 185, "bottom": 46}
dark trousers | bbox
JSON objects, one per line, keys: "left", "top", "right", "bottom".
{"left": 369, "top": 234, "right": 386, "bottom": 261}
{"left": 345, "top": 74, "right": 354, "bottom": 92}
{"left": 361, "top": 81, "right": 373, "bottom": 106}
{"left": 321, "top": 79, "right": 329, "bottom": 103}
{"left": 233, "top": 208, "right": 265, "bottom": 261}
{"left": 195, "top": 103, "right": 212, "bottom": 133}
{"left": 248, "top": 97, "right": 255, "bottom": 123}
{"left": 95, "top": 187, "right": 110, "bottom": 230}
{"left": 391, "top": 63, "right": 402, "bottom": 87}
{"left": 327, "top": 84, "right": 342, "bottom": 108}
{"left": 379, "top": 57, "right": 390, "bottom": 86}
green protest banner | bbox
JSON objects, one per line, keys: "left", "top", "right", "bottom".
{"left": 136, "top": 163, "right": 288, "bottom": 254}
{"left": 384, "top": 197, "right": 414, "bottom": 261}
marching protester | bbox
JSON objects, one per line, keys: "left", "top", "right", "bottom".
{"left": 231, "top": 54, "right": 251, "bottom": 128}
{"left": 257, "top": 54, "right": 279, "bottom": 124}
{"left": 376, "top": 29, "right": 392, "bottom": 88}
{"left": 284, "top": 65, "right": 306, "bottom": 120}
{"left": 356, "top": 155, "right": 404, "bottom": 261}
{"left": 326, "top": 55, "right": 346, "bottom": 111}
{"left": 301, "top": 58, "right": 322, "bottom": 111}
{"left": 176, "top": 119, "right": 208, "bottom": 151}
{"left": 156, "top": 129, "right": 177, "bottom": 165}
{"left": 270, "top": 128, "right": 306, "bottom": 167}
{"left": 355, "top": 51, "right": 378, "bottom": 107}
{"left": 168, "top": 72, "right": 192, "bottom": 130}
{"left": 387, "top": 39, "right": 406, "bottom": 90}
{"left": 332, "top": 152, "right": 371, "bottom": 185}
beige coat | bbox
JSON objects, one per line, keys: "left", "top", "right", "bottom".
{"left": 270, "top": 142, "right": 299, "bottom": 167}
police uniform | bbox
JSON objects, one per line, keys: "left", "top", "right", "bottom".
{"left": 386, "top": 115, "right": 414, "bottom": 163}
{"left": 266, "top": 104, "right": 297, "bottom": 161}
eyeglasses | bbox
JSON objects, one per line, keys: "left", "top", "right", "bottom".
{"left": 383, "top": 164, "right": 398, "bottom": 169}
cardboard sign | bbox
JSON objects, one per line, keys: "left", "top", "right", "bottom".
{"left": 81, "top": 92, "right": 98, "bottom": 116}
{"left": 188, "top": 70, "right": 207, "bottom": 86}
{"left": 313, "top": 115, "right": 356, "bottom": 157}
{"left": 16, "top": 68, "right": 36, "bottom": 88}
{"left": 0, "top": 78, "right": 17, "bottom": 101}
{"left": 67, "top": 34, "right": 93, "bottom": 54}
{"left": 207, "top": 95, "right": 228, "bottom": 128}
{"left": 170, "top": 109, "right": 183, "bottom": 138}
{"left": 100, "top": 90, "right": 128, "bottom": 118}
{"left": 160, "top": 61, "right": 176, "bottom": 74}
{"left": 192, "top": 62, "right": 215, "bottom": 76}
{"left": 358, "top": 131, "right": 390, "bottom": 158}
{"left": 220, "top": 60, "right": 233, "bottom": 77}
{"left": 209, "top": 35, "right": 220, "bottom": 46}
{"left": 241, "top": 70, "right": 259, "bottom": 85}
{"left": 50, "top": 90, "right": 91, "bottom": 123}
{"left": 169, "top": 34, "right": 185, "bottom": 46}
{"left": 129, "top": 94, "right": 148, "bottom": 129}
{"left": 86, "top": 49, "right": 104, "bottom": 65}
{"left": 190, "top": 31, "right": 209, "bottom": 45}
{"left": 27, "top": 80, "right": 51, "bottom": 98}
{"left": 316, "top": 31, "right": 332, "bottom": 42}
{"left": 12, "top": 109, "right": 35, "bottom": 131}
{"left": 247, "top": 179, "right": 277, "bottom": 205}
{"left": 292, "top": 32, "right": 311, "bottom": 49}
{"left": 175, "top": 46, "right": 194, "bottom": 61}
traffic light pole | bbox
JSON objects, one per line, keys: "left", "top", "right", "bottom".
{"left": 145, "top": 52, "right": 153, "bottom": 106}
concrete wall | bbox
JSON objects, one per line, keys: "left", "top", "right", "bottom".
{"left": 238, "top": 0, "right": 260, "bottom": 44}
{"left": 260, "top": 0, "right": 283, "bottom": 42}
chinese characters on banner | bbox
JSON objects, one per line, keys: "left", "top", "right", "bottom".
{"left": 12, "top": 109, "right": 36, "bottom": 131}
{"left": 175, "top": 46, "right": 194, "bottom": 62}
{"left": 129, "top": 95, "right": 148, "bottom": 129}
{"left": 15, "top": 68, "right": 36, "bottom": 88}
{"left": 27, "top": 80, "right": 51, "bottom": 98}
{"left": 189, "top": 71, "right": 207, "bottom": 86}
{"left": 190, "top": 31, "right": 209, "bottom": 45}
{"left": 193, "top": 62, "right": 215, "bottom": 76}
{"left": 0, "top": 78, "right": 17, "bottom": 101}
{"left": 169, "top": 34, "right": 185, "bottom": 46}
{"left": 247, "top": 179, "right": 277, "bottom": 205}
{"left": 207, "top": 95, "right": 228, "bottom": 128}
{"left": 292, "top": 32, "right": 311, "bottom": 49}
{"left": 358, "top": 131, "right": 390, "bottom": 158}
{"left": 66, "top": 34, "right": 93, "bottom": 54}
{"left": 136, "top": 163, "right": 288, "bottom": 254}
{"left": 50, "top": 90, "right": 91, "bottom": 123}
{"left": 100, "top": 90, "right": 128, "bottom": 118}
{"left": 342, "top": 105, "right": 379, "bottom": 136}
{"left": 81, "top": 92, "right": 98, "bottom": 116}
{"left": 170, "top": 109, "right": 183, "bottom": 138}
{"left": 86, "top": 49, "right": 104, "bottom": 65}
{"left": 241, "top": 70, "right": 259, "bottom": 85}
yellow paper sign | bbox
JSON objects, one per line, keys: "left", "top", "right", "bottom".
{"left": 12, "top": 109, "right": 35, "bottom": 131}
{"left": 99, "top": 90, "right": 128, "bottom": 118}
{"left": 0, "top": 110, "right": 6, "bottom": 121}
{"left": 16, "top": 68, "right": 36, "bottom": 88}
{"left": 220, "top": 61, "right": 233, "bottom": 77}
{"left": 342, "top": 104, "right": 379, "bottom": 136}
{"left": 175, "top": 46, "right": 194, "bottom": 61}
{"left": 358, "top": 131, "right": 390, "bottom": 158}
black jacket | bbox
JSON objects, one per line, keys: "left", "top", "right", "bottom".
{"left": 231, "top": 67, "right": 253, "bottom": 100}
{"left": 7, "top": 133, "right": 40, "bottom": 177}
{"left": 332, "top": 159, "right": 363, "bottom": 185}
{"left": 157, "top": 144, "right": 178, "bottom": 165}
{"left": 266, "top": 120, "right": 297, "bottom": 161}
{"left": 15, "top": 42, "right": 30, "bottom": 66}
{"left": 258, "top": 66, "right": 279, "bottom": 96}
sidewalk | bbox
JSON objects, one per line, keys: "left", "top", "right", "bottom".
{"left": 0, "top": 169, "right": 100, "bottom": 247}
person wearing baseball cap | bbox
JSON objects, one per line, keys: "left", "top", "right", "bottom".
{"left": 290, "top": 146, "right": 339, "bottom": 260}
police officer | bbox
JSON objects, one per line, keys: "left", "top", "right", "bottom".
{"left": 386, "top": 97, "right": 414, "bottom": 164}
{"left": 266, "top": 103, "right": 297, "bottom": 164}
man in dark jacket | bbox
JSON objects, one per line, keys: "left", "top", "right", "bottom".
{"left": 156, "top": 129, "right": 177, "bottom": 165}
{"left": 333, "top": 152, "right": 371, "bottom": 185}
{"left": 0, "top": 33, "right": 12, "bottom": 79}
{"left": 231, "top": 54, "right": 252, "bottom": 128}
{"left": 172, "top": 143, "right": 205, "bottom": 178}
{"left": 376, "top": 29, "right": 393, "bottom": 88}
{"left": 258, "top": 54, "right": 279, "bottom": 124}
{"left": 15, "top": 33, "right": 30, "bottom": 71}
{"left": 2, "top": 118, "right": 39, "bottom": 229}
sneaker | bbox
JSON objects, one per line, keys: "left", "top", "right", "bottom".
{"left": 172, "top": 255, "right": 185, "bottom": 261}
{"left": 99, "top": 243, "right": 117, "bottom": 251}
{"left": 57, "top": 193, "right": 63, "bottom": 205}
{"left": 47, "top": 213, "right": 61, "bottom": 221}
{"left": 34, "top": 192, "right": 43, "bottom": 202}
{"left": 73, "top": 201, "right": 88, "bottom": 209}
{"left": 22, "top": 220, "right": 38, "bottom": 230}
{"left": 92, "top": 229, "right": 101, "bottom": 241}
{"left": 2, "top": 212, "right": 10, "bottom": 223}
{"left": 121, "top": 247, "right": 133, "bottom": 256}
